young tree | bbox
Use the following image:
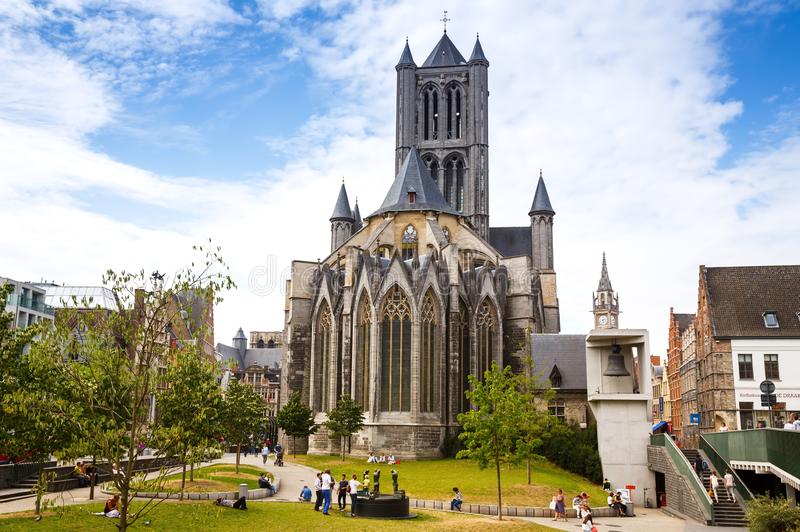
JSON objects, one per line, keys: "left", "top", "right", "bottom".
{"left": 221, "top": 378, "right": 265, "bottom": 473}
{"left": 276, "top": 392, "right": 317, "bottom": 456}
{"left": 457, "top": 362, "right": 534, "bottom": 520}
{"left": 325, "top": 395, "right": 365, "bottom": 460}
{"left": 157, "top": 348, "right": 224, "bottom": 499}
{"left": 22, "top": 242, "right": 233, "bottom": 531}
{"left": 516, "top": 355, "right": 560, "bottom": 485}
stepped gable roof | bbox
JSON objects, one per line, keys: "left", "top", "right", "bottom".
{"left": 421, "top": 33, "right": 467, "bottom": 67}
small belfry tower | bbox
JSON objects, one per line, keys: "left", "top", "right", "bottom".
{"left": 394, "top": 15, "right": 490, "bottom": 238}
{"left": 593, "top": 253, "right": 620, "bottom": 329}
{"left": 330, "top": 181, "right": 354, "bottom": 252}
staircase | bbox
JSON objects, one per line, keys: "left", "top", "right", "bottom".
{"left": 681, "top": 448, "right": 747, "bottom": 528}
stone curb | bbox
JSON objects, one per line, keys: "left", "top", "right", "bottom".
{"left": 100, "top": 478, "right": 281, "bottom": 501}
{"left": 408, "top": 498, "right": 619, "bottom": 518}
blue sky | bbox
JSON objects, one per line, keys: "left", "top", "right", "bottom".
{"left": 1, "top": 1, "right": 799, "bottom": 355}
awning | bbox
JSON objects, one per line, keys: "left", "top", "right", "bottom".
{"left": 652, "top": 421, "right": 668, "bottom": 433}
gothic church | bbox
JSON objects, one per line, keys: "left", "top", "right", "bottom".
{"left": 280, "top": 30, "right": 561, "bottom": 457}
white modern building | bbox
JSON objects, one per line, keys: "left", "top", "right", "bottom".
{"left": 1, "top": 277, "right": 55, "bottom": 330}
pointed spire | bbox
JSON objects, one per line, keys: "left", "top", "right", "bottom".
{"left": 421, "top": 33, "right": 467, "bottom": 67}
{"left": 234, "top": 327, "right": 246, "bottom": 340}
{"left": 369, "top": 147, "right": 458, "bottom": 218}
{"left": 529, "top": 172, "right": 555, "bottom": 216}
{"left": 598, "top": 252, "right": 613, "bottom": 292}
{"left": 396, "top": 38, "right": 416, "bottom": 69}
{"left": 330, "top": 182, "right": 354, "bottom": 222}
{"left": 352, "top": 200, "right": 362, "bottom": 231}
{"left": 469, "top": 33, "right": 489, "bottom": 64}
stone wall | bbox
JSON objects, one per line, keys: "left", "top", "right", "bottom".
{"left": 647, "top": 445, "right": 709, "bottom": 524}
{"left": 308, "top": 423, "right": 444, "bottom": 459}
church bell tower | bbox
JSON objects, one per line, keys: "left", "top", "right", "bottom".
{"left": 395, "top": 24, "right": 490, "bottom": 238}
{"left": 593, "top": 253, "right": 619, "bottom": 329}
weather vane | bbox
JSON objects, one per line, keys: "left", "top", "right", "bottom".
{"left": 440, "top": 10, "right": 450, "bottom": 33}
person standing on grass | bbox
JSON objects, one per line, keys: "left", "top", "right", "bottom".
{"left": 450, "top": 487, "right": 463, "bottom": 511}
{"left": 337, "top": 474, "right": 349, "bottom": 511}
{"left": 314, "top": 472, "right": 323, "bottom": 511}
{"left": 321, "top": 469, "right": 333, "bottom": 515}
{"left": 349, "top": 474, "right": 361, "bottom": 517}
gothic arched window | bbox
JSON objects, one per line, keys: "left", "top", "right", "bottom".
{"left": 356, "top": 294, "right": 372, "bottom": 409}
{"left": 267, "top": 339, "right": 275, "bottom": 348}
{"left": 423, "top": 87, "right": 439, "bottom": 141}
{"left": 455, "top": 159, "right": 465, "bottom": 211}
{"left": 314, "top": 303, "right": 333, "bottom": 411}
{"left": 420, "top": 291, "right": 438, "bottom": 412}
{"left": 444, "top": 160, "right": 453, "bottom": 205}
{"left": 446, "top": 86, "right": 462, "bottom": 139}
{"left": 458, "top": 301, "right": 471, "bottom": 412}
{"left": 401, "top": 225, "right": 417, "bottom": 261}
{"left": 476, "top": 299, "right": 495, "bottom": 381}
{"left": 380, "top": 285, "right": 411, "bottom": 412}
{"left": 257, "top": 339, "right": 265, "bottom": 348}
{"left": 424, "top": 155, "right": 439, "bottom": 185}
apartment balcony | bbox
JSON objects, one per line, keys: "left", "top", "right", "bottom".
{"left": 6, "top": 294, "right": 55, "bottom": 316}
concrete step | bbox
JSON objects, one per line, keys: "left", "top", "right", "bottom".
{"left": 0, "top": 489, "right": 33, "bottom": 502}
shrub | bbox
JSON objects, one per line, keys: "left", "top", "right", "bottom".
{"left": 746, "top": 495, "right": 800, "bottom": 532}
{"left": 541, "top": 423, "right": 602, "bottom": 483}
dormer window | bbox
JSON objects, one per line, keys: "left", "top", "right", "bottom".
{"left": 408, "top": 187, "right": 416, "bottom": 205}
{"left": 763, "top": 311, "right": 779, "bottom": 328}
{"left": 549, "top": 366, "right": 562, "bottom": 388}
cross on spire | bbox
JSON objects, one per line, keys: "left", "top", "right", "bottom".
{"left": 440, "top": 10, "right": 450, "bottom": 33}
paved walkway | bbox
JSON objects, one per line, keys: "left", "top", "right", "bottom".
{"left": 520, "top": 507, "right": 746, "bottom": 531}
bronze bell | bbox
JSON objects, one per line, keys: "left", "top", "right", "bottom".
{"left": 603, "top": 343, "right": 630, "bottom": 377}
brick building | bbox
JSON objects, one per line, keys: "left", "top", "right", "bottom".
{"left": 666, "top": 308, "right": 694, "bottom": 440}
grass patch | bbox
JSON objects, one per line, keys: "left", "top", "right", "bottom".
{"left": 0, "top": 501, "right": 558, "bottom": 531}
{"left": 142, "top": 464, "right": 272, "bottom": 492}
{"left": 293, "top": 455, "right": 606, "bottom": 507}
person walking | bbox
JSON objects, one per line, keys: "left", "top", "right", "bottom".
{"left": 313, "top": 472, "right": 323, "bottom": 511}
{"left": 450, "top": 487, "right": 463, "bottom": 511}
{"left": 724, "top": 470, "right": 736, "bottom": 502}
{"left": 321, "top": 469, "right": 333, "bottom": 515}
{"left": 709, "top": 471, "right": 720, "bottom": 503}
{"left": 337, "top": 474, "right": 349, "bottom": 511}
{"left": 348, "top": 474, "right": 361, "bottom": 517}
{"left": 261, "top": 444, "right": 269, "bottom": 465}
{"left": 554, "top": 488, "right": 566, "bottom": 522}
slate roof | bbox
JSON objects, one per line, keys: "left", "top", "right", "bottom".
{"left": 330, "top": 183, "right": 354, "bottom": 221}
{"left": 529, "top": 174, "right": 555, "bottom": 216}
{"left": 704, "top": 265, "right": 800, "bottom": 338}
{"left": 531, "top": 334, "right": 587, "bottom": 390}
{"left": 674, "top": 313, "right": 695, "bottom": 335}
{"left": 421, "top": 33, "right": 467, "bottom": 67}
{"left": 396, "top": 40, "right": 416, "bottom": 68}
{"left": 217, "top": 342, "right": 284, "bottom": 371}
{"left": 469, "top": 35, "right": 488, "bottom": 64}
{"left": 488, "top": 226, "right": 531, "bottom": 258}
{"left": 369, "top": 147, "right": 459, "bottom": 217}
{"left": 597, "top": 253, "right": 613, "bottom": 291}
{"left": 352, "top": 202, "right": 362, "bottom": 231}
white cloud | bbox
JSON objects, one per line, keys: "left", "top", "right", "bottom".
{"left": 1, "top": 0, "right": 799, "bottom": 358}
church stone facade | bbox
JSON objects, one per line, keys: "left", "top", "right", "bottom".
{"left": 280, "top": 30, "right": 561, "bottom": 457}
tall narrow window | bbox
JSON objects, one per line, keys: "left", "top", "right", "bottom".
{"left": 549, "top": 366, "right": 562, "bottom": 388}
{"left": 455, "top": 89, "right": 462, "bottom": 138}
{"left": 446, "top": 89, "right": 453, "bottom": 139}
{"left": 420, "top": 292, "right": 438, "bottom": 412}
{"left": 476, "top": 299, "right": 495, "bottom": 381}
{"left": 315, "top": 304, "right": 332, "bottom": 411}
{"left": 425, "top": 156, "right": 439, "bottom": 185}
{"left": 764, "top": 354, "right": 780, "bottom": 380}
{"left": 738, "top": 353, "right": 753, "bottom": 380}
{"left": 380, "top": 286, "right": 411, "bottom": 412}
{"left": 455, "top": 159, "right": 464, "bottom": 211}
{"left": 401, "top": 225, "right": 417, "bottom": 260}
{"left": 459, "top": 301, "right": 471, "bottom": 412}
{"left": 356, "top": 295, "right": 371, "bottom": 409}
{"left": 432, "top": 91, "right": 439, "bottom": 140}
{"left": 423, "top": 91, "right": 430, "bottom": 140}
{"left": 444, "top": 160, "right": 453, "bottom": 205}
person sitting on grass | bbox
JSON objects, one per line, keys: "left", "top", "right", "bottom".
{"left": 298, "top": 485, "right": 312, "bottom": 502}
{"left": 214, "top": 496, "right": 247, "bottom": 510}
{"left": 450, "top": 487, "right": 463, "bottom": 511}
{"left": 103, "top": 495, "right": 120, "bottom": 518}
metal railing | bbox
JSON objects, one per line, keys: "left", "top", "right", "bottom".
{"left": 702, "top": 428, "right": 800, "bottom": 482}
{"left": 5, "top": 294, "right": 55, "bottom": 315}
{"left": 699, "top": 435, "right": 754, "bottom": 504}
{"left": 651, "top": 433, "right": 714, "bottom": 522}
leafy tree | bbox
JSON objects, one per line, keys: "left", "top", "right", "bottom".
{"left": 457, "top": 362, "right": 534, "bottom": 520}
{"left": 746, "top": 495, "right": 800, "bottom": 532}
{"left": 516, "top": 355, "right": 559, "bottom": 485}
{"left": 157, "top": 348, "right": 224, "bottom": 499}
{"left": 325, "top": 395, "right": 365, "bottom": 460}
{"left": 276, "top": 392, "right": 317, "bottom": 456}
{"left": 21, "top": 242, "right": 233, "bottom": 531}
{"left": 221, "top": 378, "right": 265, "bottom": 473}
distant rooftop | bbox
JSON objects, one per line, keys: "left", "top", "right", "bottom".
{"left": 35, "top": 284, "right": 119, "bottom": 310}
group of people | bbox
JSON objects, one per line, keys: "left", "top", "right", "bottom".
{"left": 299, "top": 468, "right": 401, "bottom": 518}
{"left": 550, "top": 489, "right": 595, "bottom": 530}
{"left": 71, "top": 461, "right": 93, "bottom": 488}
{"left": 258, "top": 473, "right": 276, "bottom": 496}
{"left": 709, "top": 469, "right": 736, "bottom": 503}
{"left": 605, "top": 490, "right": 629, "bottom": 517}
{"left": 366, "top": 452, "right": 397, "bottom": 464}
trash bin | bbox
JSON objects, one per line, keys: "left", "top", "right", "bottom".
{"left": 626, "top": 502, "right": 635, "bottom": 516}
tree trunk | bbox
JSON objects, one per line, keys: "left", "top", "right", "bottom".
{"left": 180, "top": 463, "right": 187, "bottom": 501}
{"left": 292, "top": 436, "right": 296, "bottom": 457}
{"left": 527, "top": 459, "right": 531, "bottom": 485}
{"left": 236, "top": 444, "right": 241, "bottom": 474}
{"left": 495, "top": 452, "right": 503, "bottom": 520}
{"left": 190, "top": 463, "right": 194, "bottom": 482}
{"left": 341, "top": 436, "right": 345, "bottom": 461}
{"left": 119, "top": 488, "right": 129, "bottom": 532}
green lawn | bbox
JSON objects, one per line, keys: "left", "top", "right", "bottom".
{"left": 141, "top": 464, "right": 271, "bottom": 492}
{"left": 0, "top": 501, "right": 558, "bottom": 531}
{"left": 293, "top": 455, "right": 606, "bottom": 508}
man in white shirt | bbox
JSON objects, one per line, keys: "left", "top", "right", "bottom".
{"left": 313, "top": 473, "right": 323, "bottom": 511}
{"left": 784, "top": 413, "right": 799, "bottom": 430}
{"left": 348, "top": 474, "right": 361, "bottom": 517}
{"left": 723, "top": 470, "right": 736, "bottom": 502}
{"left": 321, "top": 469, "right": 333, "bottom": 515}
{"left": 709, "top": 472, "right": 720, "bottom": 503}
